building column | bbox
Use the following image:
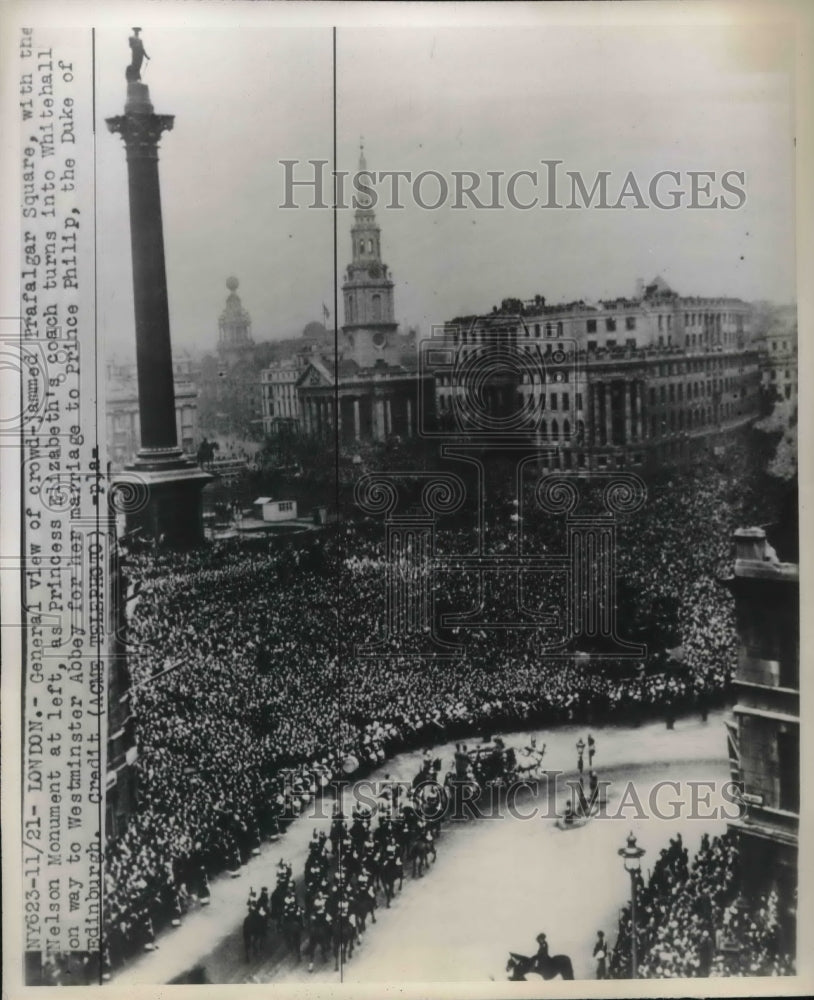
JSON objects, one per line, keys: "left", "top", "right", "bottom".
{"left": 373, "top": 398, "right": 386, "bottom": 442}
{"left": 385, "top": 397, "right": 393, "bottom": 437}
{"left": 604, "top": 382, "right": 613, "bottom": 447}
{"left": 335, "top": 396, "right": 343, "bottom": 437}
{"left": 632, "top": 381, "right": 642, "bottom": 440}
{"left": 353, "top": 398, "right": 361, "bottom": 441}
{"left": 624, "top": 380, "right": 633, "bottom": 444}
{"left": 406, "top": 396, "right": 413, "bottom": 437}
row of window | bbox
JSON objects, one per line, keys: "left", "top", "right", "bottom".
{"left": 457, "top": 309, "right": 746, "bottom": 344}
{"left": 586, "top": 317, "right": 637, "bottom": 333}
{"left": 648, "top": 376, "right": 743, "bottom": 405}
{"left": 436, "top": 391, "right": 577, "bottom": 412}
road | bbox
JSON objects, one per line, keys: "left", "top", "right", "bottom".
{"left": 112, "top": 712, "right": 730, "bottom": 985}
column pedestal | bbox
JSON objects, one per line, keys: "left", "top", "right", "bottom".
{"left": 112, "top": 461, "right": 212, "bottom": 548}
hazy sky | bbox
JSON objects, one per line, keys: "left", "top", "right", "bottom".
{"left": 94, "top": 19, "right": 796, "bottom": 360}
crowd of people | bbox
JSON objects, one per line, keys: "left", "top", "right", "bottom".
{"left": 101, "top": 442, "right": 796, "bottom": 975}
{"left": 609, "top": 832, "right": 795, "bottom": 978}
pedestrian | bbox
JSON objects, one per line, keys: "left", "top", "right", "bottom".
{"left": 593, "top": 930, "right": 608, "bottom": 979}
{"left": 587, "top": 733, "right": 596, "bottom": 766}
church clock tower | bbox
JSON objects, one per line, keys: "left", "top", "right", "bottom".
{"left": 342, "top": 142, "right": 399, "bottom": 367}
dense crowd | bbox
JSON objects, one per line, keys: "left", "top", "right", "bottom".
{"left": 609, "top": 832, "right": 795, "bottom": 978}
{"left": 102, "top": 443, "right": 795, "bottom": 972}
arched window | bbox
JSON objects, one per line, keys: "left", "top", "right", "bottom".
{"left": 556, "top": 321, "right": 563, "bottom": 337}
{"left": 540, "top": 419, "right": 547, "bottom": 439}
{"left": 347, "top": 296, "right": 354, "bottom": 322}
{"left": 372, "top": 294, "right": 382, "bottom": 321}
{"left": 577, "top": 420, "right": 585, "bottom": 441}
{"left": 359, "top": 240, "right": 365, "bottom": 254}
{"left": 368, "top": 239, "right": 374, "bottom": 253}
{"left": 551, "top": 419, "right": 559, "bottom": 440}
{"left": 563, "top": 418, "right": 571, "bottom": 438}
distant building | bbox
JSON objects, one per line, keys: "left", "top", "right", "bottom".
{"left": 106, "top": 361, "right": 198, "bottom": 468}
{"left": 261, "top": 358, "right": 303, "bottom": 436}
{"left": 424, "top": 277, "right": 760, "bottom": 470}
{"left": 721, "top": 526, "right": 798, "bottom": 940}
{"left": 217, "top": 276, "right": 255, "bottom": 365}
{"left": 760, "top": 307, "right": 798, "bottom": 419}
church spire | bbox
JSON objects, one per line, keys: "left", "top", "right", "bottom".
{"left": 342, "top": 140, "right": 397, "bottom": 362}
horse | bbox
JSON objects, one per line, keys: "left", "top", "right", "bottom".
{"left": 352, "top": 886, "right": 377, "bottom": 936}
{"left": 281, "top": 905, "right": 305, "bottom": 962}
{"left": 333, "top": 908, "right": 357, "bottom": 970}
{"left": 379, "top": 853, "right": 403, "bottom": 907}
{"left": 506, "top": 951, "right": 575, "bottom": 981}
{"left": 409, "top": 835, "right": 436, "bottom": 878}
{"left": 242, "top": 907, "right": 266, "bottom": 962}
{"left": 306, "top": 910, "right": 332, "bottom": 972}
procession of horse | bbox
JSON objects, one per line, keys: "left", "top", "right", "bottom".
{"left": 239, "top": 734, "right": 581, "bottom": 978}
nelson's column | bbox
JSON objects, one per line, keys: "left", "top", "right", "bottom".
{"left": 106, "top": 30, "right": 210, "bottom": 546}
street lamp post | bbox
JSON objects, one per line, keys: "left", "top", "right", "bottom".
{"left": 618, "top": 831, "right": 646, "bottom": 978}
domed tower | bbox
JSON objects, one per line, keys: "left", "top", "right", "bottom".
{"left": 218, "top": 276, "right": 254, "bottom": 363}
{"left": 342, "top": 142, "right": 399, "bottom": 367}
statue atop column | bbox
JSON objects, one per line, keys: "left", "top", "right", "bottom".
{"left": 126, "top": 27, "right": 150, "bottom": 82}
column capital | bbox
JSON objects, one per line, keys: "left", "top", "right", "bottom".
{"left": 107, "top": 105, "right": 174, "bottom": 160}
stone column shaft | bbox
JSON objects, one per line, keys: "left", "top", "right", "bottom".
{"left": 107, "top": 86, "right": 178, "bottom": 458}
{"left": 604, "top": 382, "right": 613, "bottom": 446}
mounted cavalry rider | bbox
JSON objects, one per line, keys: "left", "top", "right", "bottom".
{"left": 534, "top": 933, "right": 550, "bottom": 966}
{"left": 283, "top": 884, "right": 299, "bottom": 918}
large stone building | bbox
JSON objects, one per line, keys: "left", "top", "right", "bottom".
{"left": 721, "top": 526, "right": 798, "bottom": 946}
{"left": 106, "top": 360, "right": 198, "bottom": 469}
{"left": 424, "top": 277, "right": 761, "bottom": 470}
{"left": 297, "top": 145, "right": 429, "bottom": 444}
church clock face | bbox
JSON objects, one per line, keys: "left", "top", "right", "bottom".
{"left": 368, "top": 264, "right": 381, "bottom": 279}
{"left": 372, "top": 331, "right": 386, "bottom": 348}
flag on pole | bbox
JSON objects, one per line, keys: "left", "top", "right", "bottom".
{"left": 322, "top": 303, "right": 330, "bottom": 323}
